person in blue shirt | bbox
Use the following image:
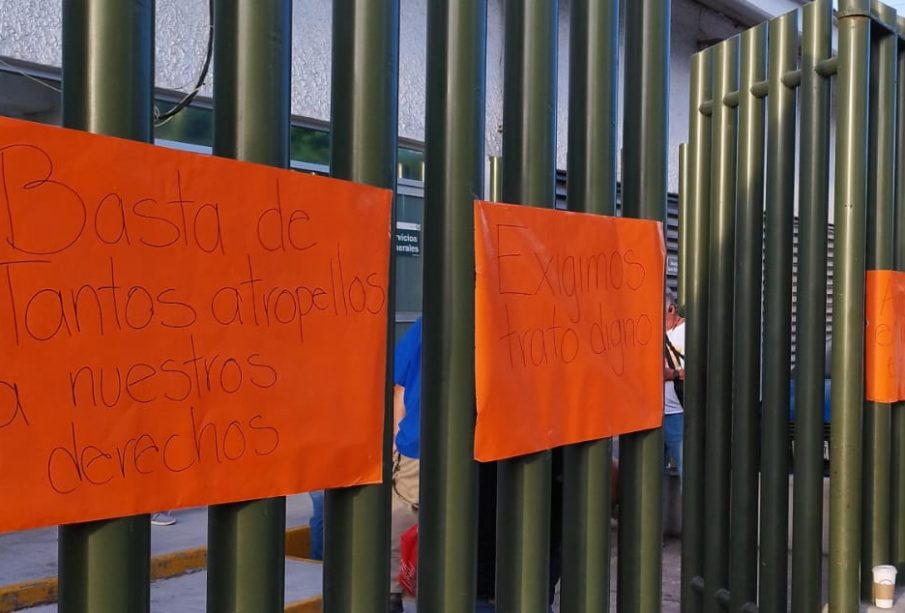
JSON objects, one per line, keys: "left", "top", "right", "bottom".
{"left": 390, "top": 317, "right": 422, "bottom": 613}
{"left": 394, "top": 317, "right": 422, "bottom": 458}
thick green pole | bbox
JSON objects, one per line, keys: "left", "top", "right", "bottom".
{"left": 681, "top": 48, "right": 712, "bottom": 613}
{"left": 729, "top": 23, "right": 766, "bottom": 613}
{"left": 618, "top": 1, "right": 669, "bottom": 611}
{"left": 829, "top": 1, "right": 870, "bottom": 610}
{"left": 678, "top": 144, "right": 688, "bottom": 313}
{"left": 59, "top": 2, "right": 153, "bottom": 610}
{"left": 759, "top": 12, "right": 798, "bottom": 613}
{"left": 892, "top": 15, "right": 905, "bottom": 586}
{"left": 323, "top": 2, "right": 399, "bottom": 611}
{"left": 861, "top": 3, "right": 897, "bottom": 601}
{"left": 418, "top": 0, "right": 485, "bottom": 611}
{"left": 207, "top": 2, "right": 291, "bottom": 611}
{"left": 702, "top": 37, "right": 737, "bottom": 613}
{"left": 496, "top": 1, "right": 557, "bottom": 611}
{"left": 489, "top": 156, "right": 502, "bottom": 203}
{"left": 791, "top": 2, "right": 833, "bottom": 610}
{"left": 561, "top": 1, "right": 618, "bottom": 611}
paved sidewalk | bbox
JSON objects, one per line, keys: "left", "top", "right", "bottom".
{"left": 8, "top": 515, "right": 905, "bottom": 612}
{"left": 0, "top": 494, "right": 315, "bottom": 587}
{"left": 20, "top": 557, "right": 323, "bottom": 613}
{"left": 12, "top": 528, "right": 678, "bottom": 612}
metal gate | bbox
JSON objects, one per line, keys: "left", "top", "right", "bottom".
{"left": 37, "top": 0, "right": 905, "bottom": 611}
{"left": 55, "top": 0, "right": 669, "bottom": 612}
{"left": 681, "top": 0, "right": 905, "bottom": 610}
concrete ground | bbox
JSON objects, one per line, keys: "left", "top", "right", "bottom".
{"left": 0, "top": 495, "right": 315, "bottom": 588}
{"left": 5, "top": 518, "right": 678, "bottom": 612}
{"left": 397, "top": 534, "right": 682, "bottom": 613}
{"left": 20, "top": 558, "right": 323, "bottom": 613}
{"left": 3, "top": 504, "right": 903, "bottom": 612}
{"left": 3, "top": 495, "right": 317, "bottom": 612}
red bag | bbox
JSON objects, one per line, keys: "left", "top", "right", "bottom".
{"left": 398, "top": 522, "right": 418, "bottom": 596}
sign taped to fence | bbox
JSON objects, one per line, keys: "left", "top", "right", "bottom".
{"left": 474, "top": 200, "right": 666, "bottom": 461}
{"left": 865, "top": 269, "right": 905, "bottom": 403}
{"left": 0, "top": 117, "right": 392, "bottom": 531}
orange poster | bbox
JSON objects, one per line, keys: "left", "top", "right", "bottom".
{"left": 865, "top": 269, "right": 905, "bottom": 403}
{"left": 0, "top": 117, "right": 392, "bottom": 532}
{"left": 474, "top": 200, "right": 666, "bottom": 462}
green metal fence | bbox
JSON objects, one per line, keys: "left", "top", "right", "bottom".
{"left": 53, "top": 0, "right": 669, "bottom": 612}
{"left": 51, "top": 0, "right": 905, "bottom": 610}
{"left": 683, "top": 0, "right": 905, "bottom": 610}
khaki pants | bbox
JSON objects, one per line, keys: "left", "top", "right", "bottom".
{"left": 390, "top": 452, "right": 419, "bottom": 594}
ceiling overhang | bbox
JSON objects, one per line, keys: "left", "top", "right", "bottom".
{"left": 692, "top": 0, "right": 808, "bottom": 27}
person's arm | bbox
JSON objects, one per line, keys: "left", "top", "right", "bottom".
{"left": 393, "top": 384, "right": 406, "bottom": 446}
{"left": 663, "top": 366, "right": 685, "bottom": 381}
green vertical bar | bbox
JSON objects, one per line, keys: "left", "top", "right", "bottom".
{"left": 561, "top": 1, "right": 618, "bottom": 611}
{"left": 729, "top": 22, "right": 766, "bottom": 613}
{"left": 829, "top": 1, "right": 870, "bottom": 610}
{"left": 418, "top": 0, "right": 485, "bottom": 611}
{"left": 489, "top": 156, "right": 502, "bottom": 203}
{"left": 566, "top": 0, "right": 618, "bottom": 219}
{"left": 702, "top": 37, "right": 737, "bottom": 613}
{"left": 207, "top": 2, "right": 291, "bottom": 611}
{"left": 681, "top": 48, "right": 712, "bottom": 613}
{"left": 496, "top": 1, "right": 557, "bottom": 611}
{"left": 618, "top": 1, "right": 669, "bottom": 611}
{"left": 59, "top": 1, "right": 153, "bottom": 610}
{"left": 791, "top": 2, "right": 833, "bottom": 611}
{"left": 561, "top": 441, "right": 612, "bottom": 613}
{"left": 323, "top": 2, "right": 399, "bottom": 612}
{"left": 759, "top": 12, "right": 798, "bottom": 613}
{"left": 861, "top": 2, "right": 897, "bottom": 601}
{"left": 892, "top": 15, "right": 905, "bottom": 586}
{"left": 678, "top": 144, "right": 688, "bottom": 313}
{"left": 62, "top": 0, "right": 154, "bottom": 139}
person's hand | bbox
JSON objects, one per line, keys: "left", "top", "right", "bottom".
{"left": 677, "top": 368, "right": 685, "bottom": 381}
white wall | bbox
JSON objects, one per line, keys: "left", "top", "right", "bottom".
{"left": 0, "top": 0, "right": 749, "bottom": 192}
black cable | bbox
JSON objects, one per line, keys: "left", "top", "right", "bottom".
{"left": 154, "top": 0, "right": 214, "bottom": 127}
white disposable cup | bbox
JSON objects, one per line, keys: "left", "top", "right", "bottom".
{"left": 872, "top": 565, "right": 897, "bottom": 608}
